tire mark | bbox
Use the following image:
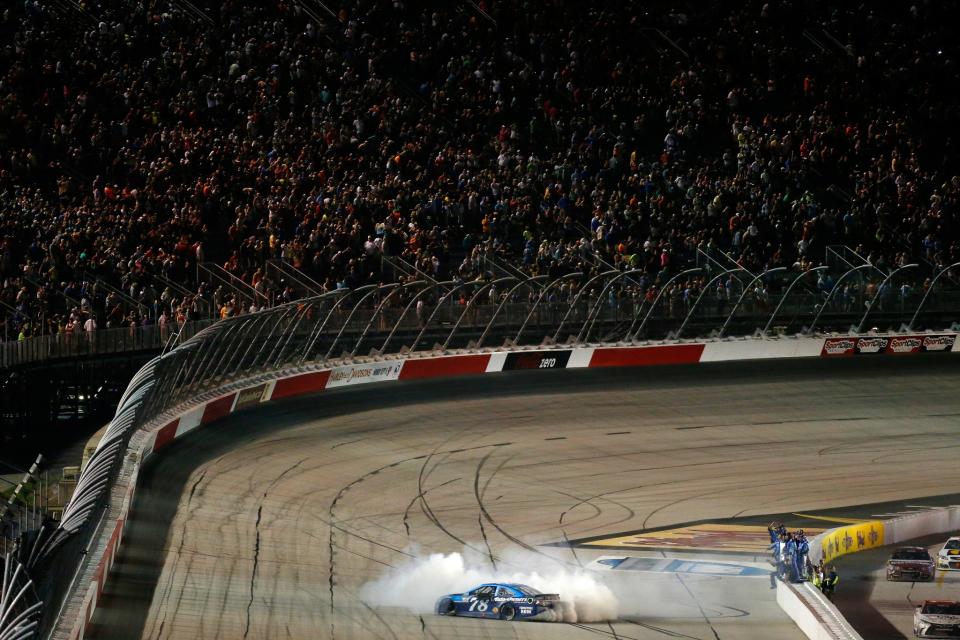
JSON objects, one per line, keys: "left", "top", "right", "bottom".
{"left": 478, "top": 513, "right": 498, "bottom": 570}
{"left": 675, "top": 573, "right": 721, "bottom": 640}
{"left": 146, "top": 463, "right": 217, "bottom": 639}
{"left": 622, "top": 618, "right": 704, "bottom": 638}
{"left": 642, "top": 478, "right": 785, "bottom": 530}
{"left": 243, "top": 505, "right": 263, "bottom": 639}
{"left": 358, "top": 599, "right": 400, "bottom": 640}
{"left": 557, "top": 490, "right": 604, "bottom": 526}
{"left": 402, "top": 477, "right": 460, "bottom": 536}
{"left": 566, "top": 622, "right": 637, "bottom": 639}
{"left": 473, "top": 450, "right": 571, "bottom": 568}
{"left": 328, "top": 453, "right": 428, "bottom": 639}
{"left": 418, "top": 615, "right": 442, "bottom": 640}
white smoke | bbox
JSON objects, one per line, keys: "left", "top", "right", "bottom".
{"left": 359, "top": 547, "right": 618, "bottom": 622}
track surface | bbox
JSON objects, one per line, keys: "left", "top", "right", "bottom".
{"left": 89, "top": 356, "right": 960, "bottom": 639}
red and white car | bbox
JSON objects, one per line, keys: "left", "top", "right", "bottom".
{"left": 888, "top": 546, "right": 936, "bottom": 581}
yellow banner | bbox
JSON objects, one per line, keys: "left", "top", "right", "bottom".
{"left": 820, "top": 521, "right": 885, "bottom": 563}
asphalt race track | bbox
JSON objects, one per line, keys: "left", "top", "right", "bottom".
{"left": 88, "top": 355, "right": 960, "bottom": 640}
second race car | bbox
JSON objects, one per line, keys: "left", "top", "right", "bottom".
{"left": 937, "top": 537, "right": 960, "bottom": 572}
{"left": 887, "top": 546, "right": 936, "bottom": 581}
{"left": 435, "top": 583, "right": 561, "bottom": 621}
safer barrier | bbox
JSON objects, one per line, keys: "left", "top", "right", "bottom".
{"left": 808, "top": 506, "right": 960, "bottom": 567}
{"left": 56, "top": 332, "right": 960, "bottom": 639}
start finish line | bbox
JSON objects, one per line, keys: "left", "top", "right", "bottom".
{"left": 590, "top": 556, "right": 773, "bottom": 577}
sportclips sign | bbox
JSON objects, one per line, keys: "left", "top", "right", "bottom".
{"left": 821, "top": 334, "right": 956, "bottom": 356}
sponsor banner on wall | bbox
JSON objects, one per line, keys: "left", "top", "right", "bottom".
{"left": 822, "top": 334, "right": 956, "bottom": 356}
{"left": 885, "top": 334, "right": 955, "bottom": 354}
{"left": 921, "top": 334, "right": 956, "bottom": 352}
{"left": 854, "top": 337, "right": 888, "bottom": 354}
{"left": 326, "top": 360, "right": 404, "bottom": 388}
{"left": 821, "top": 338, "right": 858, "bottom": 356}
{"left": 233, "top": 383, "right": 269, "bottom": 411}
{"left": 820, "top": 521, "right": 885, "bottom": 563}
{"left": 502, "top": 350, "right": 571, "bottom": 371}
{"left": 885, "top": 336, "right": 922, "bottom": 354}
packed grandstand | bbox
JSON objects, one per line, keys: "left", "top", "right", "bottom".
{"left": 2, "top": 0, "right": 958, "bottom": 341}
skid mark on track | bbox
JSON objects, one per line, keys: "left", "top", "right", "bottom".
{"left": 478, "top": 513, "right": 498, "bottom": 570}
{"left": 566, "top": 622, "right": 634, "bottom": 639}
{"left": 328, "top": 453, "right": 430, "bottom": 639}
{"left": 623, "top": 618, "right": 704, "bottom": 638}
{"left": 641, "top": 478, "right": 786, "bottom": 530}
{"left": 358, "top": 600, "right": 400, "bottom": 640}
{"left": 473, "top": 450, "right": 572, "bottom": 568}
{"left": 674, "top": 574, "right": 721, "bottom": 640}
{"left": 403, "top": 477, "right": 460, "bottom": 536}
{"left": 243, "top": 505, "right": 263, "bottom": 639}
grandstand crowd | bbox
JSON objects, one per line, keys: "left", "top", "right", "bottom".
{"left": 1, "top": 0, "right": 959, "bottom": 340}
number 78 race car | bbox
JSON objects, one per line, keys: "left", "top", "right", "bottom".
{"left": 436, "top": 583, "right": 561, "bottom": 621}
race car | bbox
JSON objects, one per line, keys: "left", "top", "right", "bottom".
{"left": 937, "top": 537, "right": 960, "bottom": 571}
{"left": 914, "top": 600, "right": 960, "bottom": 638}
{"left": 435, "top": 583, "right": 560, "bottom": 621}
{"left": 887, "top": 546, "right": 936, "bottom": 581}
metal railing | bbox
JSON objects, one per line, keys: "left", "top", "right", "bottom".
{"left": 0, "top": 320, "right": 218, "bottom": 370}
{"left": 1, "top": 265, "right": 959, "bottom": 639}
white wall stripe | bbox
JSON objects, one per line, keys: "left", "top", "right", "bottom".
{"left": 174, "top": 406, "right": 204, "bottom": 439}
{"left": 485, "top": 352, "right": 507, "bottom": 372}
{"left": 567, "top": 347, "right": 595, "bottom": 368}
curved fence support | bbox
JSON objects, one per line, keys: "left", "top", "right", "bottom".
{"left": 514, "top": 273, "right": 583, "bottom": 345}
{"left": 226, "top": 307, "right": 286, "bottom": 376}
{"left": 676, "top": 268, "right": 746, "bottom": 338}
{"left": 270, "top": 296, "right": 331, "bottom": 368}
{"left": 909, "top": 261, "right": 960, "bottom": 330}
{"left": 762, "top": 266, "right": 828, "bottom": 335}
{"left": 719, "top": 267, "right": 787, "bottom": 337}
{"left": 578, "top": 269, "right": 644, "bottom": 344}
{"left": 627, "top": 267, "right": 702, "bottom": 340}
{"left": 857, "top": 263, "right": 918, "bottom": 333}
{"left": 409, "top": 282, "right": 472, "bottom": 353}
{"left": 442, "top": 277, "right": 515, "bottom": 350}
{"left": 351, "top": 281, "right": 427, "bottom": 357}
{"left": 325, "top": 284, "right": 395, "bottom": 361}
{"left": 551, "top": 270, "right": 618, "bottom": 343}
{"left": 807, "top": 264, "right": 873, "bottom": 334}
{"left": 0, "top": 554, "right": 41, "bottom": 640}
{"left": 297, "top": 289, "right": 355, "bottom": 364}
{"left": 183, "top": 319, "right": 244, "bottom": 389}
{"left": 380, "top": 281, "right": 455, "bottom": 355}
{"left": 476, "top": 276, "right": 548, "bottom": 349}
